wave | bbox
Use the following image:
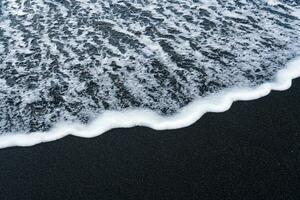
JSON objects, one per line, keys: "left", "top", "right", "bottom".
{"left": 0, "top": 0, "right": 300, "bottom": 148}
{"left": 0, "top": 57, "right": 299, "bottom": 149}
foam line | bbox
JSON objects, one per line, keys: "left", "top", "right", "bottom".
{"left": 1, "top": 0, "right": 299, "bottom": 134}
{"left": 0, "top": 57, "right": 299, "bottom": 149}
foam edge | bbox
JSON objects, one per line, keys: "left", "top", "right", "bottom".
{"left": 0, "top": 57, "right": 300, "bottom": 149}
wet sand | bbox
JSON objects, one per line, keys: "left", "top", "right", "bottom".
{"left": 0, "top": 78, "right": 300, "bottom": 200}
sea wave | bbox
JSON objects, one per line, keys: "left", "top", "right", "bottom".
{"left": 0, "top": 57, "right": 299, "bottom": 148}
{"left": 0, "top": 0, "right": 299, "bottom": 148}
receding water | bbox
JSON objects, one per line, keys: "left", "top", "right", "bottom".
{"left": 0, "top": 0, "right": 299, "bottom": 140}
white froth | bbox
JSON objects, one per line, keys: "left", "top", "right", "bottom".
{"left": 0, "top": 0, "right": 299, "bottom": 147}
{"left": 0, "top": 57, "right": 299, "bottom": 149}
{"left": 293, "top": 9, "right": 300, "bottom": 18}
{"left": 266, "top": 0, "right": 279, "bottom": 5}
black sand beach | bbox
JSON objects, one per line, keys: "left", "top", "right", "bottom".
{"left": 0, "top": 78, "right": 300, "bottom": 200}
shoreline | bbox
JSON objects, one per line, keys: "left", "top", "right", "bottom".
{"left": 0, "top": 75, "right": 300, "bottom": 199}
{"left": 0, "top": 57, "right": 300, "bottom": 149}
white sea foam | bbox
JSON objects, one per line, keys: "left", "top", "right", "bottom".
{"left": 267, "top": 0, "right": 279, "bottom": 6}
{"left": 0, "top": 0, "right": 300, "bottom": 148}
{"left": 0, "top": 57, "right": 299, "bottom": 149}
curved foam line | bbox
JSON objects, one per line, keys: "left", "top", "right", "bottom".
{"left": 0, "top": 57, "right": 300, "bottom": 149}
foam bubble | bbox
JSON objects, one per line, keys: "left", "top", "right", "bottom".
{"left": 266, "top": 0, "right": 279, "bottom": 5}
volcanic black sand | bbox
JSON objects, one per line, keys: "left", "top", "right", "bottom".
{"left": 0, "top": 78, "right": 300, "bottom": 200}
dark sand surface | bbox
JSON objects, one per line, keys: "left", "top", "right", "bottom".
{"left": 0, "top": 79, "right": 300, "bottom": 200}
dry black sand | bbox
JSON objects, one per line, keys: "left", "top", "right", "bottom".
{"left": 0, "top": 78, "right": 300, "bottom": 200}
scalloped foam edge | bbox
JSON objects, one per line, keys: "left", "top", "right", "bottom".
{"left": 0, "top": 56, "right": 300, "bottom": 149}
